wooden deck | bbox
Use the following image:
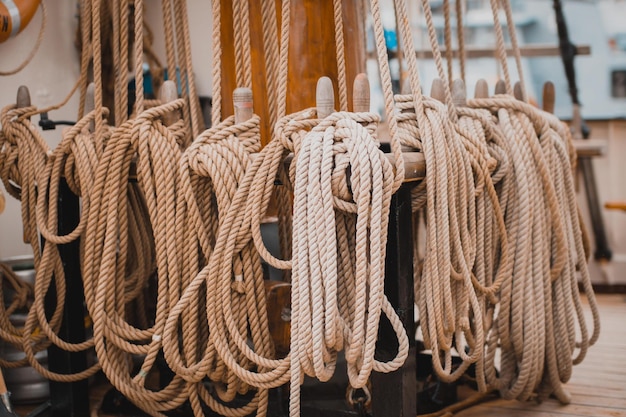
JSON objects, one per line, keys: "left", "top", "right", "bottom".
{"left": 455, "top": 293, "right": 626, "bottom": 417}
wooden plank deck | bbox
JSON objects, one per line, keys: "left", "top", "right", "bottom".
{"left": 456, "top": 293, "right": 626, "bottom": 417}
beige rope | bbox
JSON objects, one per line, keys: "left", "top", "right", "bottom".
{"left": 0, "top": 0, "right": 104, "bottom": 384}
{"left": 173, "top": 0, "right": 202, "bottom": 137}
{"left": 333, "top": 0, "right": 348, "bottom": 111}
{"left": 392, "top": 0, "right": 599, "bottom": 406}
{"left": 393, "top": 0, "right": 489, "bottom": 387}
{"left": 163, "top": 113, "right": 271, "bottom": 417}
{"left": 455, "top": 0, "right": 466, "bottom": 83}
{"left": 368, "top": 0, "right": 405, "bottom": 191}
{"left": 288, "top": 112, "right": 409, "bottom": 416}
{"left": 83, "top": 100, "right": 190, "bottom": 416}
{"left": 0, "top": 263, "right": 34, "bottom": 370}
{"left": 21, "top": 110, "right": 108, "bottom": 382}
{"left": 500, "top": 0, "right": 527, "bottom": 102}
{"left": 443, "top": 0, "right": 454, "bottom": 86}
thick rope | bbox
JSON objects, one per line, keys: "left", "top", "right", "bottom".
{"left": 83, "top": 100, "right": 190, "bottom": 417}
{"left": 333, "top": 0, "right": 348, "bottom": 111}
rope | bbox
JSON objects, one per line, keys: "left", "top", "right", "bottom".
{"left": 333, "top": 0, "right": 348, "bottom": 111}
{"left": 455, "top": 0, "right": 466, "bottom": 83}
{"left": 163, "top": 113, "right": 271, "bottom": 417}
{"left": 500, "top": 0, "right": 527, "bottom": 102}
{"left": 368, "top": 0, "right": 405, "bottom": 191}
{"left": 488, "top": 0, "right": 512, "bottom": 95}
{"left": 466, "top": 96, "right": 600, "bottom": 403}
{"left": 288, "top": 113, "right": 409, "bottom": 416}
{"left": 0, "top": 2, "right": 602, "bottom": 416}
{"left": 443, "top": 0, "right": 454, "bottom": 87}
{"left": 0, "top": 0, "right": 104, "bottom": 384}
{"left": 82, "top": 99, "right": 190, "bottom": 417}
{"left": 0, "top": 262, "right": 34, "bottom": 369}
{"left": 390, "top": 0, "right": 600, "bottom": 406}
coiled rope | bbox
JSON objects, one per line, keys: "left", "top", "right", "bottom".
{"left": 400, "top": 0, "right": 600, "bottom": 406}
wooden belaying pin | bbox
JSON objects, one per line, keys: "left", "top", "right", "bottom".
{"left": 401, "top": 77, "right": 411, "bottom": 95}
{"left": 15, "top": 86, "right": 31, "bottom": 237}
{"left": 430, "top": 78, "right": 446, "bottom": 103}
{"left": 542, "top": 81, "right": 555, "bottom": 114}
{"left": 85, "top": 83, "right": 95, "bottom": 133}
{"left": 16, "top": 85, "right": 31, "bottom": 116}
{"left": 452, "top": 79, "right": 467, "bottom": 107}
{"left": 494, "top": 79, "right": 507, "bottom": 95}
{"left": 316, "top": 76, "right": 335, "bottom": 119}
{"left": 159, "top": 80, "right": 179, "bottom": 126}
{"left": 513, "top": 81, "right": 524, "bottom": 101}
{"left": 352, "top": 73, "right": 370, "bottom": 113}
{"left": 474, "top": 79, "right": 490, "bottom": 99}
{"left": 233, "top": 87, "right": 254, "bottom": 124}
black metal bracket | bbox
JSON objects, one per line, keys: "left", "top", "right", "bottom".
{"left": 31, "top": 178, "right": 90, "bottom": 417}
{"left": 38, "top": 113, "right": 76, "bottom": 131}
{"left": 371, "top": 183, "right": 416, "bottom": 417}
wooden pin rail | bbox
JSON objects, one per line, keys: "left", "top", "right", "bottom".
{"left": 369, "top": 43, "right": 592, "bottom": 60}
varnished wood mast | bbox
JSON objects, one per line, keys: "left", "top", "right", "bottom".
{"left": 219, "top": 0, "right": 366, "bottom": 145}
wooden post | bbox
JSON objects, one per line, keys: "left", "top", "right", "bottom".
{"left": 542, "top": 81, "right": 555, "bottom": 114}
{"left": 352, "top": 73, "right": 370, "bottom": 113}
{"left": 452, "top": 79, "right": 467, "bottom": 107}
{"left": 474, "top": 79, "right": 489, "bottom": 99}
{"left": 159, "top": 80, "right": 179, "bottom": 127}
{"left": 316, "top": 76, "right": 335, "bottom": 119}
{"left": 495, "top": 79, "right": 507, "bottom": 95}
{"left": 513, "top": 81, "right": 524, "bottom": 101}
{"left": 233, "top": 87, "right": 254, "bottom": 124}
{"left": 371, "top": 184, "right": 416, "bottom": 417}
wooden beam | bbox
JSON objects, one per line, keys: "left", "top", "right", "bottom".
{"left": 368, "top": 44, "right": 592, "bottom": 60}
{"left": 573, "top": 138, "right": 607, "bottom": 158}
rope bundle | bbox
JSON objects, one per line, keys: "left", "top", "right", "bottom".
{"left": 466, "top": 94, "right": 600, "bottom": 403}
{"left": 0, "top": 102, "right": 105, "bottom": 379}
{"left": 82, "top": 99, "right": 190, "bottom": 417}
{"left": 390, "top": 0, "right": 601, "bottom": 405}
{"left": 163, "top": 112, "right": 272, "bottom": 417}
{"left": 287, "top": 110, "right": 409, "bottom": 416}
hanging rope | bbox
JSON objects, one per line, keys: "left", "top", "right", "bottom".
{"left": 82, "top": 98, "right": 190, "bottom": 417}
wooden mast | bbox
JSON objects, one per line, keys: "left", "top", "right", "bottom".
{"left": 219, "top": 0, "right": 367, "bottom": 145}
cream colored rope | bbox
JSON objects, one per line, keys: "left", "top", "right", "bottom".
{"left": 455, "top": 0, "right": 466, "bottom": 83}
{"left": 333, "top": 0, "right": 348, "bottom": 111}
{"left": 83, "top": 100, "right": 190, "bottom": 417}
{"left": 0, "top": 0, "right": 105, "bottom": 383}
{"left": 288, "top": 112, "right": 409, "bottom": 416}
{"left": 392, "top": 0, "right": 600, "bottom": 406}
{"left": 500, "top": 0, "right": 527, "bottom": 102}
{"left": 394, "top": 0, "right": 488, "bottom": 386}
{"left": 467, "top": 95, "right": 600, "bottom": 403}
